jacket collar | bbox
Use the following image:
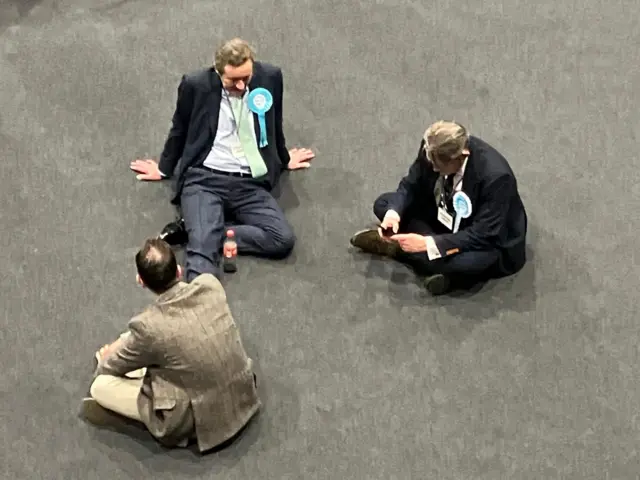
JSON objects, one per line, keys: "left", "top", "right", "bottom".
{"left": 156, "top": 281, "right": 188, "bottom": 304}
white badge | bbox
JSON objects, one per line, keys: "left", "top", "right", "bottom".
{"left": 437, "top": 207, "right": 454, "bottom": 230}
{"left": 231, "top": 143, "right": 244, "bottom": 158}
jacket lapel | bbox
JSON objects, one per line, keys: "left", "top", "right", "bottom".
{"left": 248, "top": 63, "right": 264, "bottom": 148}
{"left": 208, "top": 69, "right": 222, "bottom": 139}
{"left": 459, "top": 151, "right": 479, "bottom": 226}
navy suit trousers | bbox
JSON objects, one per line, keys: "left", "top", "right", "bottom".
{"left": 373, "top": 192, "right": 500, "bottom": 278}
{"left": 180, "top": 167, "right": 295, "bottom": 281}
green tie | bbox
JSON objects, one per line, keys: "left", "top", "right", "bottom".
{"left": 229, "top": 96, "right": 268, "bottom": 178}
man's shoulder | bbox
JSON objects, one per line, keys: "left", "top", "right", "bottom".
{"left": 169, "top": 274, "right": 228, "bottom": 309}
{"left": 190, "top": 272, "right": 224, "bottom": 291}
{"left": 128, "top": 304, "right": 160, "bottom": 333}
{"left": 254, "top": 61, "right": 283, "bottom": 79}
{"left": 407, "top": 139, "right": 434, "bottom": 176}
{"left": 180, "top": 68, "right": 215, "bottom": 89}
{"left": 130, "top": 276, "right": 226, "bottom": 328}
{"left": 469, "top": 136, "right": 516, "bottom": 179}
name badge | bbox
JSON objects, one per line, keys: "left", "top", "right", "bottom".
{"left": 437, "top": 207, "right": 454, "bottom": 230}
{"left": 231, "top": 143, "right": 244, "bottom": 158}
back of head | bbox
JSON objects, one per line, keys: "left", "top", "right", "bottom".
{"left": 135, "top": 238, "right": 178, "bottom": 294}
{"left": 423, "top": 120, "right": 469, "bottom": 163}
{"left": 214, "top": 37, "right": 255, "bottom": 73}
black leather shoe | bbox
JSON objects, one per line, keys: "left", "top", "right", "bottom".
{"left": 423, "top": 274, "right": 450, "bottom": 295}
{"left": 159, "top": 218, "right": 187, "bottom": 246}
{"left": 80, "top": 398, "right": 126, "bottom": 427}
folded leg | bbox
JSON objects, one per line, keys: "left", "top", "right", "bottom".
{"left": 228, "top": 184, "right": 295, "bottom": 258}
{"left": 89, "top": 374, "right": 143, "bottom": 421}
{"left": 394, "top": 215, "right": 499, "bottom": 278}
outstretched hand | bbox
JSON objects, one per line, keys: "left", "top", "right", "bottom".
{"left": 287, "top": 148, "right": 315, "bottom": 170}
{"left": 130, "top": 158, "right": 162, "bottom": 181}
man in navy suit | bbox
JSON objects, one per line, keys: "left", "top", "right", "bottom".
{"left": 350, "top": 121, "right": 527, "bottom": 295}
{"left": 130, "top": 38, "right": 314, "bottom": 281}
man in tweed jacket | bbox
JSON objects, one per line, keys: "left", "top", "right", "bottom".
{"left": 81, "top": 238, "right": 260, "bottom": 452}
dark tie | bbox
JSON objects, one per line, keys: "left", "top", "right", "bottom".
{"left": 443, "top": 175, "right": 455, "bottom": 209}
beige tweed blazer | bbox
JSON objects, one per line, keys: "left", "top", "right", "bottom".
{"left": 96, "top": 273, "right": 261, "bottom": 452}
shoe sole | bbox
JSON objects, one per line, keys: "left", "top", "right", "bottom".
{"left": 350, "top": 229, "right": 398, "bottom": 257}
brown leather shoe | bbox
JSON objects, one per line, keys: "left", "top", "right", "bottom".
{"left": 350, "top": 229, "right": 400, "bottom": 258}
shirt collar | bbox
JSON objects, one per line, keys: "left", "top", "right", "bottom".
{"left": 445, "top": 156, "right": 468, "bottom": 180}
{"left": 224, "top": 87, "right": 249, "bottom": 97}
{"left": 457, "top": 156, "right": 468, "bottom": 177}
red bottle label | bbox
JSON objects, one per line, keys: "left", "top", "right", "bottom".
{"left": 224, "top": 241, "right": 237, "bottom": 258}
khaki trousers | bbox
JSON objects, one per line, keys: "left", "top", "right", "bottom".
{"left": 90, "top": 331, "right": 147, "bottom": 421}
{"left": 90, "top": 373, "right": 145, "bottom": 421}
{"left": 88, "top": 334, "right": 191, "bottom": 447}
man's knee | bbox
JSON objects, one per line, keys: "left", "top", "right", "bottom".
{"left": 431, "top": 250, "right": 500, "bottom": 276}
{"left": 90, "top": 375, "right": 114, "bottom": 402}
{"left": 373, "top": 192, "right": 394, "bottom": 221}
{"left": 269, "top": 224, "right": 295, "bottom": 258}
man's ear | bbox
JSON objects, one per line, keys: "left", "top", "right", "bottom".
{"left": 177, "top": 265, "right": 183, "bottom": 279}
{"left": 136, "top": 273, "right": 144, "bottom": 287}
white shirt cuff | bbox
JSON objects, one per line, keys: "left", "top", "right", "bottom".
{"left": 384, "top": 210, "right": 400, "bottom": 221}
{"left": 424, "top": 236, "right": 442, "bottom": 261}
{"left": 159, "top": 170, "right": 166, "bottom": 177}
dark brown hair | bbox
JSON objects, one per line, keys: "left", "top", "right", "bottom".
{"left": 135, "top": 238, "right": 178, "bottom": 294}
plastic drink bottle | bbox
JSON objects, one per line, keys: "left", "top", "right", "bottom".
{"left": 222, "top": 229, "right": 237, "bottom": 273}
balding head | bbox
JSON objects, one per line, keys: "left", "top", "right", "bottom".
{"left": 135, "top": 238, "right": 180, "bottom": 294}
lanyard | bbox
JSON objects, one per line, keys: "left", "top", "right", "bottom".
{"left": 439, "top": 174, "right": 463, "bottom": 207}
{"left": 452, "top": 174, "right": 463, "bottom": 193}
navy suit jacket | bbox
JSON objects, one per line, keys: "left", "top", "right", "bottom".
{"left": 157, "top": 62, "right": 290, "bottom": 204}
{"left": 385, "top": 136, "right": 528, "bottom": 276}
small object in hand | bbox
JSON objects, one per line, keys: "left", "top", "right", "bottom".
{"left": 223, "top": 229, "right": 238, "bottom": 273}
{"left": 379, "top": 225, "right": 395, "bottom": 238}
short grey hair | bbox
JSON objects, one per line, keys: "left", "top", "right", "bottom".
{"left": 423, "top": 121, "right": 469, "bottom": 163}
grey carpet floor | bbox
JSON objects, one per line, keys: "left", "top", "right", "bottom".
{"left": 2, "top": 0, "right": 640, "bottom": 478}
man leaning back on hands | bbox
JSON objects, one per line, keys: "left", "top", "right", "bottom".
{"left": 130, "top": 38, "right": 314, "bottom": 281}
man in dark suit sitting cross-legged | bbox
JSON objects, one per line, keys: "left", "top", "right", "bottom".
{"left": 350, "top": 121, "right": 527, "bottom": 295}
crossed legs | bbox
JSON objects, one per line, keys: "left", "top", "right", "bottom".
{"left": 89, "top": 374, "right": 143, "bottom": 422}
{"left": 351, "top": 192, "right": 500, "bottom": 293}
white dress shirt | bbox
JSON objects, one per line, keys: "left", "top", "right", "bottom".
{"left": 158, "top": 89, "right": 255, "bottom": 177}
